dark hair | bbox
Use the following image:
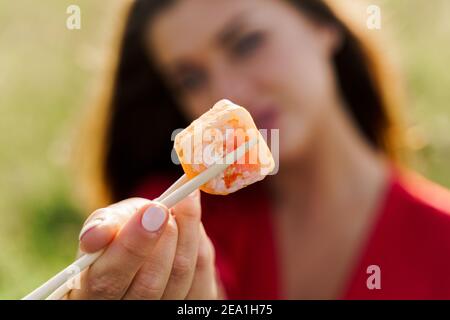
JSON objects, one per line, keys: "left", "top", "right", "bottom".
{"left": 78, "top": 0, "right": 404, "bottom": 208}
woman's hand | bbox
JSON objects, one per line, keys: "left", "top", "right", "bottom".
{"left": 68, "top": 190, "right": 222, "bottom": 299}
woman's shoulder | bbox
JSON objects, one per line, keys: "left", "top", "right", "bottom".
{"left": 383, "top": 167, "right": 450, "bottom": 258}
{"left": 393, "top": 168, "right": 450, "bottom": 225}
{"left": 345, "top": 167, "right": 450, "bottom": 299}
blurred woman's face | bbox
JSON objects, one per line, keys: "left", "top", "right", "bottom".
{"left": 148, "top": 0, "right": 341, "bottom": 163}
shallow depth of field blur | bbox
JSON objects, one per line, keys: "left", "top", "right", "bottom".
{"left": 1, "top": 0, "right": 449, "bottom": 298}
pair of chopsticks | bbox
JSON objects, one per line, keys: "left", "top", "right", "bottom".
{"left": 22, "top": 137, "right": 258, "bottom": 300}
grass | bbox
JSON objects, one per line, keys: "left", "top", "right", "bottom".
{"left": 0, "top": 0, "right": 449, "bottom": 299}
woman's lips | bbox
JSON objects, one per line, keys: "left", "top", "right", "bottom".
{"left": 252, "top": 106, "right": 280, "bottom": 130}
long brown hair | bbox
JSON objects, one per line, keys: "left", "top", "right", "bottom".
{"left": 74, "top": 0, "right": 406, "bottom": 211}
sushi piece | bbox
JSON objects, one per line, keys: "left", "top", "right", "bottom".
{"left": 174, "top": 99, "right": 275, "bottom": 195}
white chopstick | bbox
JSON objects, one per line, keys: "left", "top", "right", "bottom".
{"left": 155, "top": 174, "right": 189, "bottom": 203}
{"left": 23, "top": 137, "right": 258, "bottom": 300}
{"left": 23, "top": 249, "right": 104, "bottom": 300}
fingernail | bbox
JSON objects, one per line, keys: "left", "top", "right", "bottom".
{"left": 141, "top": 206, "right": 167, "bottom": 232}
{"left": 79, "top": 217, "right": 104, "bottom": 240}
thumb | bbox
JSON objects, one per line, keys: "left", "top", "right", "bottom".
{"left": 78, "top": 198, "right": 150, "bottom": 253}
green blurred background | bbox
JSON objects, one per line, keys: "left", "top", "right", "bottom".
{"left": 0, "top": 0, "right": 449, "bottom": 299}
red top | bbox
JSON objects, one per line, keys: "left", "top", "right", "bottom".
{"left": 134, "top": 168, "right": 450, "bottom": 299}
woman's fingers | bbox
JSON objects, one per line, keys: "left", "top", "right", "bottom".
{"left": 123, "top": 214, "right": 178, "bottom": 299}
{"left": 123, "top": 190, "right": 203, "bottom": 300}
{"left": 72, "top": 192, "right": 212, "bottom": 300}
{"left": 162, "top": 189, "right": 202, "bottom": 299}
{"left": 78, "top": 198, "right": 149, "bottom": 253}
{"left": 69, "top": 199, "right": 169, "bottom": 299}
{"left": 186, "top": 223, "right": 218, "bottom": 299}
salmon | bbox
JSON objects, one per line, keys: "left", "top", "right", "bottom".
{"left": 174, "top": 99, "right": 275, "bottom": 195}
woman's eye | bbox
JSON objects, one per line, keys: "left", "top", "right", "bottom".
{"left": 232, "top": 32, "right": 265, "bottom": 58}
{"left": 176, "top": 71, "right": 207, "bottom": 93}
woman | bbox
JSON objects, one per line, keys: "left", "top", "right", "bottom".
{"left": 71, "top": 0, "right": 450, "bottom": 299}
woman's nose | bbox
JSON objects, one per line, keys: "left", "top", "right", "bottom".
{"left": 208, "top": 67, "right": 254, "bottom": 108}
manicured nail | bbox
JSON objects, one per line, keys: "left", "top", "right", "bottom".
{"left": 141, "top": 206, "right": 167, "bottom": 232}
{"left": 79, "top": 217, "right": 104, "bottom": 240}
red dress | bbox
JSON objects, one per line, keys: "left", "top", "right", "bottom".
{"left": 134, "top": 168, "right": 450, "bottom": 299}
